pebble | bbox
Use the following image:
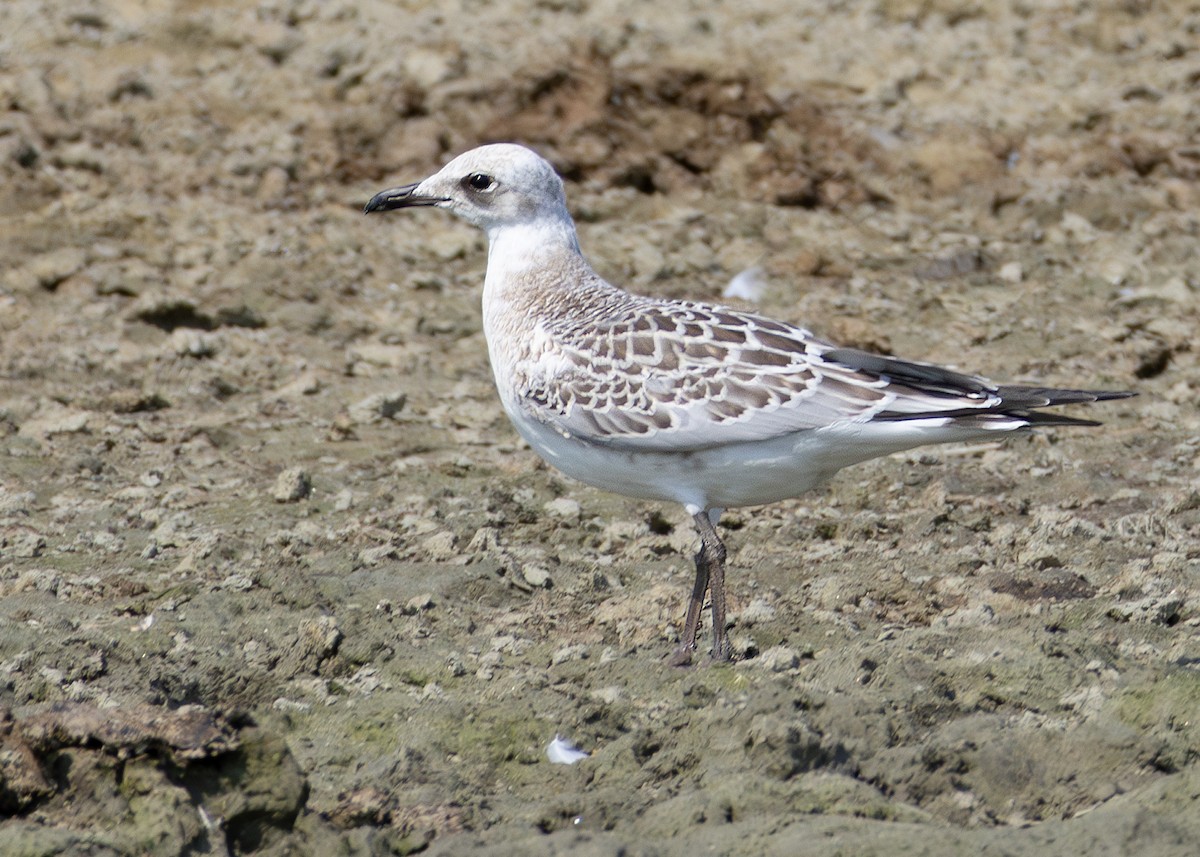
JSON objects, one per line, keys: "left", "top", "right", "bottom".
{"left": 997, "top": 261, "right": 1023, "bottom": 283}
{"left": 405, "top": 593, "right": 436, "bottom": 614}
{"left": 349, "top": 392, "right": 407, "bottom": 423}
{"left": 358, "top": 545, "right": 397, "bottom": 565}
{"left": 421, "top": 531, "right": 459, "bottom": 561}
{"left": 272, "top": 467, "right": 312, "bottom": 502}
{"left": 12, "top": 247, "right": 87, "bottom": 291}
{"left": 551, "top": 644, "right": 588, "bottom": 665}
{"left": 275, "top": 372, "right": 323, "bottom": 398}
{"left": 467, "top": 527, "right": 503, "bottom": 556}
{"left": 543, "top": 497, "right": 581, "bottom": 520}
{"left": 757, "top": 646, "right": 800, "bottom": 672}
{"left": 521, "top": 565, "right": 553, "bottom": 589}
{"left": 169, "top": 329, "right": 220, "bottom": 358}
{"left": 737, "top": 597, "right": 778, "bottom": 626}
{"left": 17, "top": 404, "right": 91, "bottom": 440}
{"left": 591, "top": 686, "right": 622, "bottom": 705}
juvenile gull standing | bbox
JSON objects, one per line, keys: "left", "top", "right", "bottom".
{"left": 365, "top": 144, "right": 1132, "bottom": 665}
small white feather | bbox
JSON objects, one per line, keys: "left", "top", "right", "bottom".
{"left": 546, "top": 734, "right": 589, "bottom": 765}
{"left": 722, "top": 265, "right": 767, "bottom": 301}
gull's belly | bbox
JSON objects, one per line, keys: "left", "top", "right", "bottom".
{"left": 505, "top": 408, "right": 842, "bottom": 512}
{"left": 503, "top": 404, "right": 1004, "bottom": 512}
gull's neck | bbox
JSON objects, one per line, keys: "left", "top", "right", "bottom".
{"left": 482, "top": 215, "right": 590, "bottom": 312}
{"left": 485, "top": 216, "right": 582, "bottom": 275}
{"left": 479, "top": 214, "right": 616, "bottom": 363}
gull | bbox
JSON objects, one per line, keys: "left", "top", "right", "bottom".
{"left": 364, "top": 144, "right": 1133, "bottom": 665}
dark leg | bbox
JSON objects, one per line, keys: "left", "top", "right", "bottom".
{"left": 667, "top": 510, "right": 730, "bottom": 666}
{"left": 668, "top": 540, "right": 711, "bottom": 667}
{"left": 693, "top": 511, "right": 731, "bottom": 662}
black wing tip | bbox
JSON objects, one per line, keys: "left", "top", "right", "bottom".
{"left": 872, "top": 386, "right": 1135, "bottom": 426}
{"left": 1090, "top": 390, "right": 1138, "bottom": 402}
{"left": 823, "top": 347, "right": 1139, "bottom": 409}
{"left": 821, "top": 348, "right": 993, "bottom": 396}
{"left": 997, "top": 386, "right": 1138, "bottom": 408}
{"left": 1015, "top": 411, "right": 1105, "bottom": 428}
{"left": 874, "top": 410, "right": 1106, "bottom": 427}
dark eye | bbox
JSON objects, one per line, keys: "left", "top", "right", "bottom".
{"left": 464, "top": 173, "right": 495, "bottom": 192}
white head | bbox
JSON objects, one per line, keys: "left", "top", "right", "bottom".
{"left": 365, "top": 144, "right": 575, "bottom": 242}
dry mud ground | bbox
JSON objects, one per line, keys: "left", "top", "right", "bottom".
{"left": 1, "top": 1, "right": 1199, "bottom": 855}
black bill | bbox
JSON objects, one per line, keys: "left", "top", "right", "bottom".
{"left": 363, "top": 183, "right": 446, "bottom": 214}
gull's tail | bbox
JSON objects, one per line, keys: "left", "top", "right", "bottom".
{"left": 876, "top": 387, "right": 1135, "bottom": 427}
{"left": 821, "top": 347, "right": 1136, "bottom": 428}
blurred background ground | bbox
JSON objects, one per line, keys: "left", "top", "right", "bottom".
{"left": 1, "top": 1, "right": 1197, "bottom": 854}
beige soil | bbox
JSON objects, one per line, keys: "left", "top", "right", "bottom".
{"left": 1, "top": 1, "right": 1198, "bottom": 855}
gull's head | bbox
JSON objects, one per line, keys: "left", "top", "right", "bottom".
{"left": 364, "top": 144, "right": 572, "bottom": 237}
